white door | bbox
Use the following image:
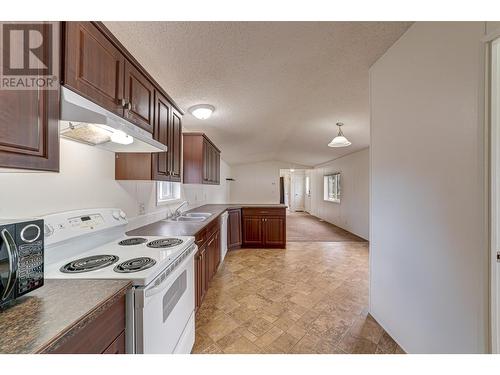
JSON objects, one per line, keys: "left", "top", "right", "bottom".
{"left": 292, "top": 174, "right": 305, "bottom": 211}
{"left": 491, "top": 37, "right": 500, "bottom": 354}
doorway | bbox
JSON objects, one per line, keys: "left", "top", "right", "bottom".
{"left": 291, "top": 172, "right": 305, "bottom": 211}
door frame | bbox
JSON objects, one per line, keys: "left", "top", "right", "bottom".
{"left": 489, "top": 35, "right": 500, "bottom": 354}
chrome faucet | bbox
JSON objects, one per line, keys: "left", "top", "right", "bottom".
{"left": 173, "top": 201, "right": 188, "bottom": 218}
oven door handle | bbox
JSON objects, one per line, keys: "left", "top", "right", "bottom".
{"left": 144, "top": 247, "right": 195, "bottom": 298}
{"left": 1, "top": 229, "right": 18, "bottom": 301}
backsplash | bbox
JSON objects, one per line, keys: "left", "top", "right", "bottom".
{"left": 0, "top": 138, "right": 231, "bottom": 227}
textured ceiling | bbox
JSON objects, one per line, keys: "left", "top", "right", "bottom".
{"left": 105, "top": 22, "right": 412, "bottom": 166}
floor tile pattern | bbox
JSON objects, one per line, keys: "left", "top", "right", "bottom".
{"left": 192, "top": 242, "right": 404, "bottom": 354}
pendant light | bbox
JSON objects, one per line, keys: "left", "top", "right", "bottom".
{"left": 328, "top": 122, "right": 351, "bottom": 148}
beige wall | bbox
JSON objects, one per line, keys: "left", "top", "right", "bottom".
{"left": 308, "top": 148, "right": 369, "bottom": 240}
{"left": 370, "top": 22, "right": 488, "bottom": 353}
{"left": 230, "top": 160, "right": 308, "bottom": 204}
{"left": 0, "top": 138, "right": 231, "bottom": 229}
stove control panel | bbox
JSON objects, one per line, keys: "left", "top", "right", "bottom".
{"left": 42, "top": 208, "right": 128, "bottom": 246}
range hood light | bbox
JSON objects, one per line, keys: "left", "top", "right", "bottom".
{"left": 110, "top": 130, "right": 134, "bottom": 145}
{"left": 60, "top": 87, "right": 167, "bottom": 153}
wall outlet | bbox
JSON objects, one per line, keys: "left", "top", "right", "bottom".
{"left": 139, "top": 202, "right": 146, "bottom": 215}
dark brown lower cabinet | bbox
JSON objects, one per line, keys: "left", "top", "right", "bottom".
{"left": 242, "top": 208, "right": 286, "bottom": 249}
{"left": 242, "top": 216, "right": 263, "bottom": 247}
{"left": 45, "top": 294, "right": 126, "bottom": 354}
{"left": 227, "top": 209, "right": 242, "bottom": 250}
{"left": 194, "top": 220, "right": 221, "bottom": 311}
{"left": 195, "top": 243, "right": 207, "bottom": 311}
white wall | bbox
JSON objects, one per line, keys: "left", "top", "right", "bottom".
{"left": 0, "top": 138, "right": 231, "bottom": 229}
{"left": 230, "top": 160, "right": 308, "bottom": 204}
{"left": 370, "top": 22, "right": 488, "bottom": 353}
{"left": 308, "top": 148, "right": 369, "bottom": 240}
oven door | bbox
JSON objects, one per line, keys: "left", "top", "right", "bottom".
{"left": 0, "top": 225, "right": 18, "bottom": 305}
{"left": 134, "top": 248, "right": 195, "bottom": 354}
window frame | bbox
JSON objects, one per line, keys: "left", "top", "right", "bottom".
{"left": 156, "top": 181, "right": 181, "bottom": 205}
{"left": 323, "top": 173, "right": 341, "bottom": 203}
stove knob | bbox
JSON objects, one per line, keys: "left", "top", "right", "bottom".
{"left": 119, "top": 210, "right": 126, "bottom": 219}
{"left": 112, "top": 211, "right": 120, "bottom": 220}
{"left": 44, "top": 223, "right": 54, "bottom": 237}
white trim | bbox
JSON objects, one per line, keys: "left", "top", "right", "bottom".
{"left": 490, "top": 37, "right": 500, "bottom": 354}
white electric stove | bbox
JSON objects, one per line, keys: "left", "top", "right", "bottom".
{"left": 42, "top": 208, "right": 197, "bottom": 354}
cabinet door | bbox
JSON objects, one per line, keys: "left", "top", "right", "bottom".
{"left": 123, "top": 61, "right": 154, "bottom": 133}
{"left": 228, "top": 209, "right": 242, "bottom": 249}
{"left": 152, "top": 91, "right": 171, "bottom": 180}
{"left": 64, "top": 22, "right": 124, "bottom": 116}
{"left": 170, "top": 110, "right": 182, "bottom": 182}
{"left": 215, "top": 151, "right": 220, "bottom": 184}
{"left": 214, "top": 230, "right": 221, "bottom": 271}
{"left": 195, "top": 248, "right": 203, "bottom": 310}
{"left": 206, "top": 234, "right": 216, "bottom": 281}
{"left": 202, "top": 140, "right": 209, "bottom": 183}
{"left": 102, "top": 331, "right": 126, "bottom": 354}
{"left": 242, "top": 216, "right": 263, "bottom": 247}
{"left": 0, "top": 22, "right": 59, "bottom": 172}
{"left": 264, "top": 217, "right": 286, "bottom": 248}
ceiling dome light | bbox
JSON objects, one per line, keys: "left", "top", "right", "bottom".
{"left": 189, "top": 104, "right": 215, "bottom": 120}
{"left": 328, "top": 122, "right": 351, "bottom": 148}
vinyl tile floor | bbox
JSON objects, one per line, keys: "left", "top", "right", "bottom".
{"left": 192, "top": 242, "right": 404, "bottom": 354}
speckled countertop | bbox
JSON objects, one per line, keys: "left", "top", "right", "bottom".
{"left": 127, "top": 204, "right": 287, "bottom": 237}
{"left": 0, "top": 279, "right": 131, "bottom": 354}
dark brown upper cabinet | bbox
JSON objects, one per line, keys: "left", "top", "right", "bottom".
{"left": 170, "top": 110, "right": 182, "bottom": 180}
{"left": 63, "top": 21, "right": 124, "bottom": 117}
{"left": 151, "top": 92, "right": 182, "bottom": 182}
{"left": 0, "top": 22, "right": 60, "bottom": 172}
{"left": 183, "top": 133, "right": 221, "bottom": 185}
{"left": 63, "top": 22, "right": 180, "bottom": 135}
{"left": 116, "top": 91, "right": 182, "bottom": 182}
{"left": 123, "top": 61, "right": 155, "bottom": 133}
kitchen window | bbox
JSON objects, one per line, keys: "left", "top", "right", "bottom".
{"left": 324, "top": 173, "right": 341, "bottom": 203}
{"left": 157, "top": 181, "right": 181, "bottom": 204}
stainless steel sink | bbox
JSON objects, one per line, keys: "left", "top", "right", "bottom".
{"left": 167, "top": 216, "right": 206, "bottom": 222}
{"left": 164, "top": 212, "right": 212, "bottom": 222}
{"left": 183, "top": 212, "right": 212, "bottom": 219}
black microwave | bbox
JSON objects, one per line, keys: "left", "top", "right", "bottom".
{"left": 0, "top": 219, "right": 44, "bottom": 308}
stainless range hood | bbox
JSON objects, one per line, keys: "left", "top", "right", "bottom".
{"left": 60, "top": 87, "right": 167, "bottom": 153}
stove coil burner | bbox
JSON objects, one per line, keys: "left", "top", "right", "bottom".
{"left": 60, "top": 255, "right": 119, "bottom": 273}
{"left": 118, "top": 237, "right": 148, "bottom": 246}
{"left": 147, "top": 238, "right": 183, "bottom": 249}
{"left": 114, "top": 257, "right": 157, "bottom": 273}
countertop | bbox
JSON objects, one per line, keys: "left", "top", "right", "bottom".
{"left": 0, "top": 279, "right": 131, "bottom": 354}
{"left": 128, "top": 204, "right": 287, "bottom": 237}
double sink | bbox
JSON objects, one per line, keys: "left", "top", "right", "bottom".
{"left": 166, "top": 212, "right": 212, "bottom": 222}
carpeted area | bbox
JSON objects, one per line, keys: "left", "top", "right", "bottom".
{"left": 286, "top": 211, "right": 366, "bottom": 242}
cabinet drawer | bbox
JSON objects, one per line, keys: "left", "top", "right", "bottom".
{"left": 195, "top": 229, "right": 206, "bottom": 246}
{"left": 46, "top": 294, "right": 126, "bottom": 354}
{"left": 102, "top": 331, "right": 126, "bottom": 354}
{"left": 206, "top": 220, "right": 220, "bottom": 237}
{"left": 242, "top": 207, "right": 285, "bottom": 217}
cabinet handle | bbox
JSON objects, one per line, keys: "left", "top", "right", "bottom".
{"left": 121, "top": 98, "right": 126, "bottom": 107}
{"left": 127, "top": 102, "right": 132, "bottom": 111}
